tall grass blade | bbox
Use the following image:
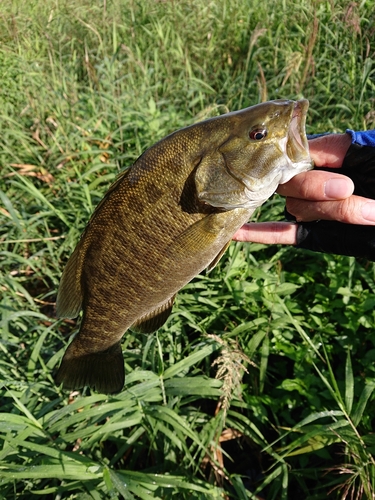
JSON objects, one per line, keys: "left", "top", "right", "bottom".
{"left": 345, "top": 349, "right": 354, "bottom": 415}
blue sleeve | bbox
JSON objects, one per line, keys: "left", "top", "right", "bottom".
{"left": 307, "top": 130, "right": 375, "bottom": 147}
{"left": 346, "top": 129, "right": 375, "bottom": 147}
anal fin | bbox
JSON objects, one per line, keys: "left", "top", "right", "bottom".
{"left": 130, "top": 295, "right": 176, "bottom": 334}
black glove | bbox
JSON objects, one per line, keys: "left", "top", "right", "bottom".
{"left": 287, "top": 142, "right": 375, "bottom": 260}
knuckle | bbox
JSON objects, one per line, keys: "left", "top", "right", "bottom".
{"left": 297, "top": 175, "right": 314, "bottom": 199}
{"left": 336, "top": 199, "right": 356, "bottom": 223}
{"left": 286, "top": 198, "right": 308, "bottom": 220}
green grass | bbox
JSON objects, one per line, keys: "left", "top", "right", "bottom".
{"left": 1, "top": 0, "right": 375, "bottom": 498}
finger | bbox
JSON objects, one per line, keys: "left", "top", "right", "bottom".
{"left": 277, "top": 170, "right": 354, "bottom": 200}
{"left": 232, "top": 222, "right": 297, "bottom": 245}
{"left": 286, "top": 195, "right": 375, "bottom": 225}
{"left": 308, "top": 133, "right": 352, "bottom": 167}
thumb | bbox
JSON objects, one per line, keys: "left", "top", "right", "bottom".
{"left": 308, "top": 133, "right": 351, "bottom": 168}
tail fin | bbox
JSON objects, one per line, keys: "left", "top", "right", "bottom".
{"left": 55, "top": 341, "right": 124, "bottom": 394}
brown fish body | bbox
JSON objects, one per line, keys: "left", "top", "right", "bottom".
{"left": 56, "top": 99, "right": 312, "bottom": 393}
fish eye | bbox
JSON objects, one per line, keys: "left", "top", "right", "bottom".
{"left": 249, "top": 128, "right": 267, "bottom": 140}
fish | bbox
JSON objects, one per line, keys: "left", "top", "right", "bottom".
{"left": 55, "top": 99, "right": 312, "bottom": 394}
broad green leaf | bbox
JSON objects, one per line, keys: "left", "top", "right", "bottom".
{"left": 115, "top": 470, "right": 223, "bottom": 495}
{"left": 352, "top": 380, "right": 375, "bottom": 426}
{"left": 106, "top": 469, "right": 153, "bottom": 500}
{"left": 164, "top": 376, "right": 222, "bottom": 397}
{"left": 283, "top": 434, "right": 340, "bottom": 457}
{"left": 246, "top": 329, "right": 267, "bottom": 358}
{"left": 280, "top": 420, "right": 350, "bottom": 458}
{"left": 145, "top": 406, "right": 202, "bottom": 449}
{"left": 293, "top": 410, "right": 345, "bottom": 429}
{"left": 125, "top": 370, "right": 160, "bottom": 385}
{"left": 274, "top": 282, "right": 300, "bottom": 296}
{"left": 163, "top": 342, "right": 219, "bottom": 379}
{"left": 0, "top": 463, "right": 102, "bottom": 481}
{"left": 82, "top": 411, "right": 143, "bottom": 448}
{"left": 6, "top": 390, "right": 44, "bottom": 431}
{"left": 46, "top": 395, "right": 108, "bottom": 428}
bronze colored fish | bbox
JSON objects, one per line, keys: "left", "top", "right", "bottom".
{"left": 56, "top": 99, "right": 312, "bottom": 394}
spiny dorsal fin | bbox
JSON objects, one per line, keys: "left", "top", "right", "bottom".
{"left": 56, "top": 168, "right": 132, "bottom": 319}
{"left": 88, "top": 167, "right": 131, "bottom": 220}
{"left": 130, "top": 295, "right": 176, "bottom": 334}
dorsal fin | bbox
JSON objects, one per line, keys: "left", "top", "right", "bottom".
{"left": 56, "top": 240, "right": 85, "bottom": 319}
{"left": 130, "top": 295, "right": 176, "bottom": 333}
{"left": 87, "top": 166, "right": 131, "bottom": 220}
{"left": 56, "top": 168, "right": 132, "bottom": 319}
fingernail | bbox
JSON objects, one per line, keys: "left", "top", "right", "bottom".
{"left": 324, "top": 179, "right": 352, "bottom": 199}
{"left": 362, "top": 202, "right": 375, "bottom": 221}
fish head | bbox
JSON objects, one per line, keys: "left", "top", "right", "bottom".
{"left": 195, "top": 99, "right": 313, "bottom": 210}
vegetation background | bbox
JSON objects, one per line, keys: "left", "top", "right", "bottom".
{"left": 1, "top": 0, "right": 375, "bottom": 498}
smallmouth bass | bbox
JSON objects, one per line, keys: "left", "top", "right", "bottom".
{"left": 56, "top": 99, "right": 312, "bottom": 394}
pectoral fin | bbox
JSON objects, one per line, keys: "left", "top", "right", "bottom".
{"left": 168, "top": 210, "right": 248, "bottom": 272}
{"left": 169, "top": 212, "right": 228, "bottom": 260}
{"left": 206, "top": 241, "right": 231, "bottom": 271}
{"left": 130, "top": 294, "right": 176, "bottom": 333}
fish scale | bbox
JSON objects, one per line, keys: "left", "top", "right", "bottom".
{"left": 55, "top": 99, "right": 312, "bottom": 394}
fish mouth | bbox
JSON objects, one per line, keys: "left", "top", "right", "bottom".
{"left": 286, "top": 99, "right": 310, "bottom": 163}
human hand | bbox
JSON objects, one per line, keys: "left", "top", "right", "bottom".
{"left": 233, "top": 133, "right": 375, "bottom": 246}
